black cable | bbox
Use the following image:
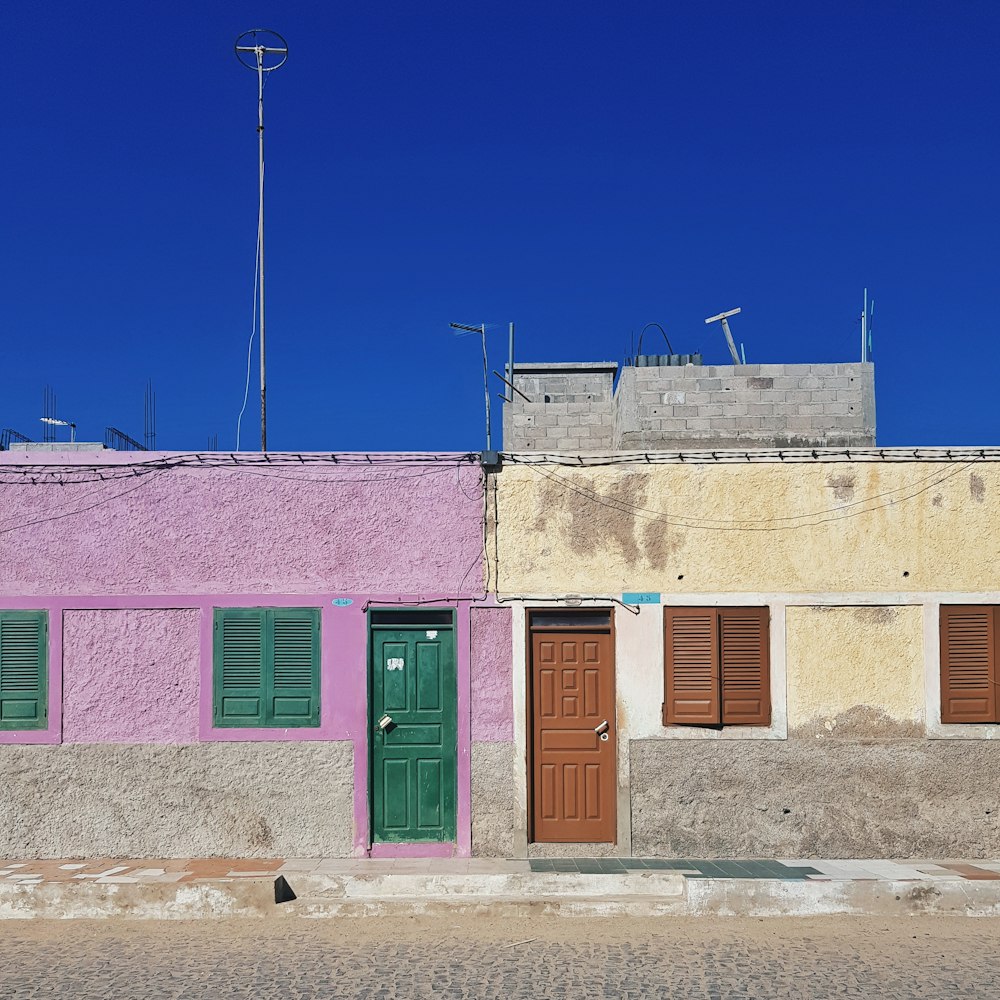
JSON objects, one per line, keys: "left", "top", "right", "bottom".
{"left": 525, "top": 461, "right": 979, "bottom": 532}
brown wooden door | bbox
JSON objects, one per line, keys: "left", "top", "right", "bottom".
{"left": 530, "top": 630, "right": 616, "bottom": 843}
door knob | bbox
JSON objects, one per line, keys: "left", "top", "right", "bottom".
{"left": 594, "top": 720, "right": 609, "bottom": 735}
{"left": 377, "top": 714, "right": 393, "bottom": 731}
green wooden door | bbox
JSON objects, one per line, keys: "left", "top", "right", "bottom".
{"left": 370, "top": 622, "right": 456, "bottom": 843}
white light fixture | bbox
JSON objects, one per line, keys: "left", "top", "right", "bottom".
{"left": 40, "top": 417, "right": 76, "bottom": 444}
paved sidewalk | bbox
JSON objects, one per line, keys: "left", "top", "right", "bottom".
{"left": 2, "top": 855, "right": 999, "bottom": 885}
{"left": 1, "top": 856, "right": 999, "bottom": 920}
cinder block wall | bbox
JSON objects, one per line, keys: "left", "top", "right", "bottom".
{"left": 504, "top": 361, "right": 875, "bottom": 452}
{"left": 616, "top": 362, "right": 875, "bottom": 450}
{"left": 503, "top": 362, "right": 617, "bottom": 452}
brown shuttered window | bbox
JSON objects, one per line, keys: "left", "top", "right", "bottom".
{"left": 663, "top": 607, "right": 770, "bottom": 728}
{"left": 940, "top": 606, "right": 999, "bottom": 724}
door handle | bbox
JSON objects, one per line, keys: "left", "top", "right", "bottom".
{"left": 377, "top": 714, "right": 393, "bottom": 732}
{"left": 594, "top": 720, "right": 609, "bottom": 735}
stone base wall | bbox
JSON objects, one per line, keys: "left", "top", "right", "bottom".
{"left": 471, "top": 741, "right": 516, "bottom": 857}
{"left": 630, "top": 739, "right": 1000, "bottom": 858}
{"left": 0, "top": 742, "right": 354, "bottom": 858}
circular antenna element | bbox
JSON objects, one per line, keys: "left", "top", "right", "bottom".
{"left": 235, "top": 28, "right": 288, "bottom": 72}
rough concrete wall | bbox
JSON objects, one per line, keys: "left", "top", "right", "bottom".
{"left": 503, "top": 364, "right": 616, "bottom": 452}
{"left": 615, "top": 362, "right": 875, "bottom": 450}
{"left": 630, "top": 740, "right": 1000, "bottom": 858}
{"left": 495, "top": 461, "right": 1000, "bottom": 594}
{"left": 62, "top": 610, "right": 200, "bottom": 744}
{"left": 0, "top": 742, "right": 354, "bottom": 858}
{"left": 471, "top": 742, "right": 516, "bottom": 857}
{"left": 471, "top": 607, "right": 513, "bottom": 741}
{"left": 0, "top": 458, "right": 484, "bottom": 596}
{"left": 786, "top": 606, "right": 925, "bottom": 736}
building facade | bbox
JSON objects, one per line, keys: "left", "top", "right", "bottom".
{"left": 481, "top": 451, "right": 1000, "bottom": 859}
{"left": 2, "top": 358, "right": 999, "bottom": 861}
{"left": 0, "top": 450, "right": 492, "bottom": 859}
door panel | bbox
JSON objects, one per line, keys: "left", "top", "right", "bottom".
{"left": 371, "top": 625, "right": 456, "bottom": 843}
{"left": 531, "top": 629, "right": 616, "bottom": 843}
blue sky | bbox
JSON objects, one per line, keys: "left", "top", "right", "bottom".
{"left": 4, "top": 2, "right": 998, "bottom": 451}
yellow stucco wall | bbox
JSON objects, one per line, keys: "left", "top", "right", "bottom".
{"left": 785, "top": 605, "right": 925, "bottom": 731}
{"left": 493, "top": 461, "right": 1000, "bottom": 594}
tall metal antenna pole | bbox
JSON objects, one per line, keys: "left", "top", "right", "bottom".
{"left": 450, "top": 322, "right": 492, "bottom": 451}
{"left": 861, "top": 288, "right": 867, "bottom": 362}
{"left": 235, "top": 29, "right": 288, "bottom": 452}
{"left": 506, "top": 322, "right": 515, "bottom": 402}
{"left": 255, "top": 48, "right": 266, "bottom": 451}
{"left": 481, "top": 323, "right": 491, "bottom": 451}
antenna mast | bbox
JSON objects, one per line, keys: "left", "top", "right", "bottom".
{"left": 704, "top": 308, "right": 743, "bottom": 364}
{"left": 235, "top": 29, "right": 288, "bottom": 452}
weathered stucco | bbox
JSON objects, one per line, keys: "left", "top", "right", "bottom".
{"left": 63, "top": 610, "right": 200, "bottom": 744}
{"left": 630, "top": 739, "right": 1000, "bottom": 858}
{"left": 495, "top": 462, "right": 1000, "bottom": 594}
{"left": 0, "top": 456, "right": 484, "bottom": 596}
{"left": 786, "top": 606, "right": 925, "bottom": 736}
{"left": 470, "top": 741, "right": 516, "bottom": 857}
{"left": 470, "top": 607, "right": 513, "bottom": 741}
{"left": 0, "top": 742, "right": 354, "bottom": 858}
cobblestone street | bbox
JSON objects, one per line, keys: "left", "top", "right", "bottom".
{"left": 1, "top": 916, "right": 997, "bottom": 999}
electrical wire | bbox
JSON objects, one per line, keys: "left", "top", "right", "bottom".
{"left": 0, "top": 472, "right": 166, "bottom": 537}
{"left": 525, "top": 460, "right": 980, "bottom": 532}
{"left": 0, "top": 473, "right": 160, "bottom": 532}
{"left": 0, "top": 453, "right": 481, "bottom": 484}
{"left": 221, "top": 464, "right": 471, "bottom": 485}
{"left": 235, "top": 209, "right": 261, "bottom": 451}
{"left": 532, "top": 460, "right": 979, "bottom": 527}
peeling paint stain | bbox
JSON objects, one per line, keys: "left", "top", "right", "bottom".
{"left": 789, "top": 706, "right": 925, "bottom": 740}
{"left": 826, "top": 473, "right": 856, "bottom": 501}
{"left": 852, "top": 607, "right": 898, "bottom": 625}
{"left": 970, "top": 473, "right": 986, "bottom": 503}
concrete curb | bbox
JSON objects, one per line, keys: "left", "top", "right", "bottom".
{"left": 0, "top": 878, "right": 281, "bottom": 920}
{"left": 1, "top": 874, "right": 999, "bottom": 920}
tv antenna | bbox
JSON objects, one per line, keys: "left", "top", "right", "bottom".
{"left": 450, "top": 322, "right": 492, "bottom": 451}
{"left": 705, "top": 308, "right": 743, "bottom": 364}
{"left": 235, "top": 28, "right": 288, "bottom": 452}
{"left": 861, "top": 288, "right": 874, "bottom": 362}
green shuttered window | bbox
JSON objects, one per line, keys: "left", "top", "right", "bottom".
{"left": 213, "top": 608, "right": 321, "bottom": 728}
{"left": 0, "top": 611, "right": 48, "bottom": 731}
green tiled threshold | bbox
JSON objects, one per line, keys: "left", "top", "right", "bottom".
{"left": 527, "top": 859, "right": 822, "bottom": 879}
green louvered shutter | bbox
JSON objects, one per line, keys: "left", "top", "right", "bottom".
{"left": 214, "top": 609, "right": 266, "bottom": 726}
{"left": 0, "top": 611, "right": 47, "bottom": 730}
{"left": 268, "top": 608, "right": 320, "bottom": 727}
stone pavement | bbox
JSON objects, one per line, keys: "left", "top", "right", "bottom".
{"left": 2, "top": 915, "right": 999, "bottom": 999}
{"left": 1, "top": 856, "right": 1000, "bottom": 920}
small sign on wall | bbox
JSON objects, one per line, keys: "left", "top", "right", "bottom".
{"left": 622, "top": 592, "right": 661, "bottom": 605}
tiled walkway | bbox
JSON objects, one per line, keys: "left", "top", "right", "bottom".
{"left": 1, "top": 857, "right": 999, "bottom": 885}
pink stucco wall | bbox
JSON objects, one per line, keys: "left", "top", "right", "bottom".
{"left": 0, "top": 454, "right": 484, "bottom": 596}
{"left": 470, "top": 607, "right": 513, "bottom": 741}
{"left": 0, "top": 453, "right": 486, "bottom": 855}
{"left": 62, "top": 609, "right": 200, "bottom": 743}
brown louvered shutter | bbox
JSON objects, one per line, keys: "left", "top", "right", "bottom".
{"left": 664, "top": 608, "right": 720, "bottom": 725}
{"left": 719, "top": 607, "right": 771, "bottom": 726}
{"left": 940, "top": 606, "right": 998, "bottom": 724}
